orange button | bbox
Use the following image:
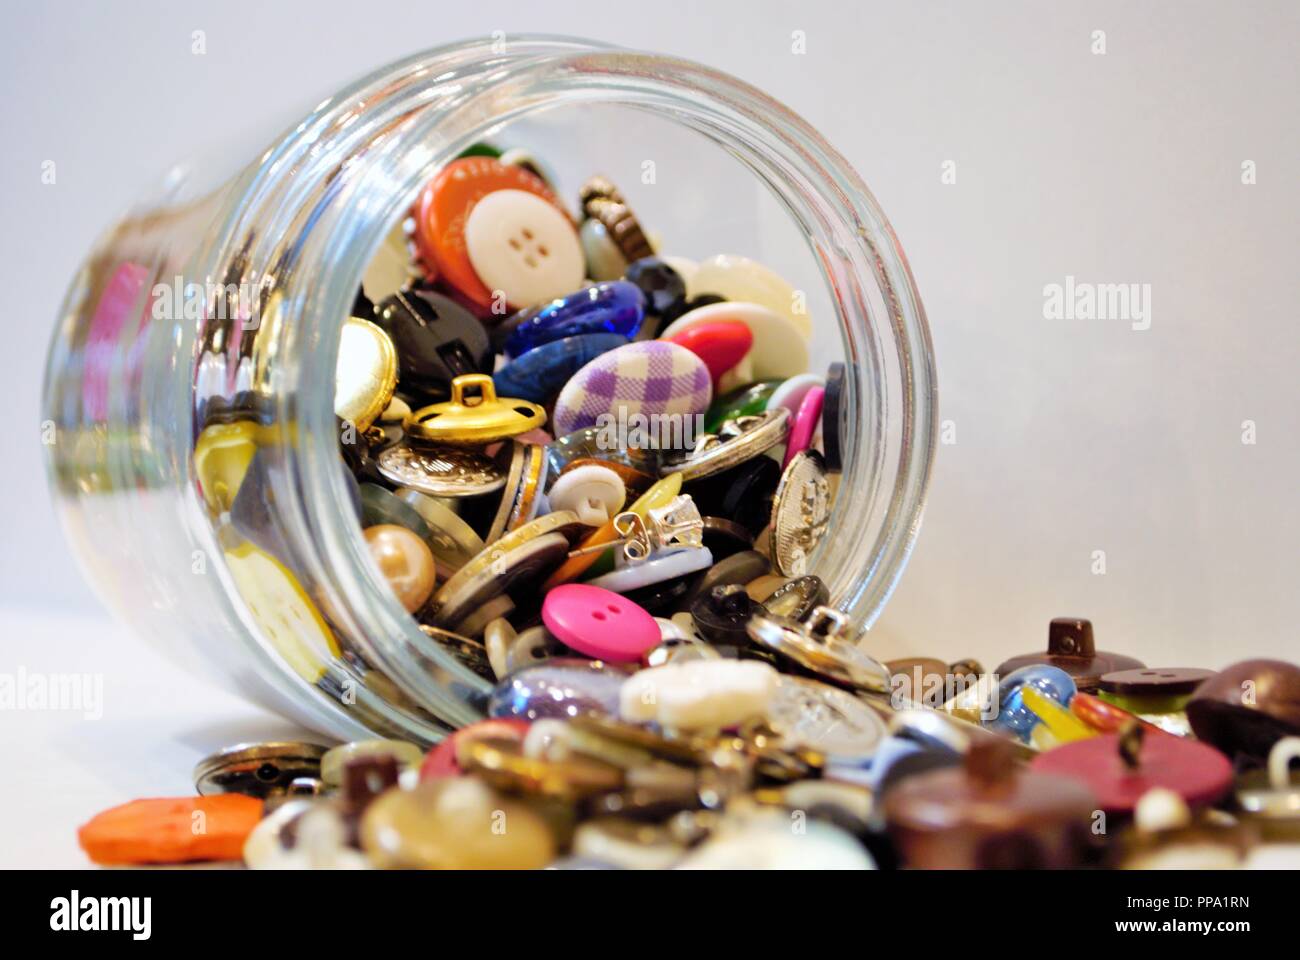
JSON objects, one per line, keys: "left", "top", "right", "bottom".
{"left": 414, "top": 157, "right": 563, "bottom": 308}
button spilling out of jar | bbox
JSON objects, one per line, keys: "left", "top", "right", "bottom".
{"left": 110, "top": 142, "right": 1299, "bottom": 870}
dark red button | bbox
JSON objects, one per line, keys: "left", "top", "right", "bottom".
{"left": 1031, "top": 728, "right": 1232, "bottom": 813}
{"left": 419, "top": 718, "right": 531, "bottom": 781}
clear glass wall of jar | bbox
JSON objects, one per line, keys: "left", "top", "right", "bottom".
{"left": 41, "top": 37, "right": 937, "bottom": 744}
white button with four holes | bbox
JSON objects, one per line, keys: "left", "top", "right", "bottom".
{"left": 464, "top": 189, "right": 584, "bottom": 308}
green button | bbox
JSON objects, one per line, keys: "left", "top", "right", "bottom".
{"left": 704, "top": 380, "right": 782, "bottom": 433}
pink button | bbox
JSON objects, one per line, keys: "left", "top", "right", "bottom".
{"left": 542, "top": 584, "right": 661, "bottom": 663}
{"left": 783, "top": 385, "right": 825, "bottom": 468}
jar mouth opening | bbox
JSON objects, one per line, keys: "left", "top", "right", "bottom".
{"left": 227, "top": 38, "right": 935, "bottom": 737}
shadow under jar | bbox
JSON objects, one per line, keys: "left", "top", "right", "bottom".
{"left": 41, "top": 37, "right": 936, "bottom": 744}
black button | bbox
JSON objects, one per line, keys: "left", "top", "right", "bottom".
{"left": 373, "top": 286, "right": 491, "bottom": 397}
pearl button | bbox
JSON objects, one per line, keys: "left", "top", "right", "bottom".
{"left": 363, "top": 524, "right": 436, "bottom": 613}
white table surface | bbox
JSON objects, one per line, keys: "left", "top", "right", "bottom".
{"left": 10, "top": 604, "right": 1300, "bottom": 871}
{"left": 0, "top": 608, "right": 321, "bottom": 869}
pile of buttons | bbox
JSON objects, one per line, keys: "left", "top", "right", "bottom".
{"left": 79, "top": 144, "right": 1300, "bottom": 870}
{"left": 336, "top": 146, "right": 843, "bottom": 700}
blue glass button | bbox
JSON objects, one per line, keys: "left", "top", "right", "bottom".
{"left": 492, "top": 332, "right": 628, "bottom": 403}
{"left": 988, "top": 664, "right": 1077, "bottom": 742}
{"left": 487, "top": 658, "right": 634, "bottom": 721}
{"left": 503, "top": 281, "right": 646, "bottom": 358}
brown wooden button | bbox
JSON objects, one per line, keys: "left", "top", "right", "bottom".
{"left": 1100, "top": 667, "right": 1215, "bottom": 697}
{"left": 1186, "top": 659, "right": 1300, "bottom": 764}
{"left": 994, "top": 617, "right": 1145, "bottom": 693}
{"left": 883, "top": 739, "right": 1098, "bottom": 869}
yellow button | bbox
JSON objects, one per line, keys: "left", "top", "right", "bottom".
{"left": 224, "top": 542, "right": 341, "bottom": 684}
{"left": 194, "top": 421, "right": 258, "bottom": 513}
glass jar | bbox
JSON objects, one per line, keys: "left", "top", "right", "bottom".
{"left": 41, "top": 37, "right": 936, "bottom": 744}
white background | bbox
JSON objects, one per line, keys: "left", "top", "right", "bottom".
{"left": 0, "top": 1, "right": 1296, "bottom": 867}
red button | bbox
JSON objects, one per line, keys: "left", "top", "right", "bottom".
{"left": 1030, "top": 730, "right": 1232, "bottom": 813}
{"left": 1069, "top": 691, "right": 1167, "bottom": 736}
{"left": 419, "top": 717, "right": 531, "bottom": 781}
{"left": 414, "top": 157, "right": 565, "bottom": 308}
{"left": 664, "top": 320, "right": 753, "bottom": 388}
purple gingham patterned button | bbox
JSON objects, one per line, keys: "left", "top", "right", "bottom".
{"left": 552, "top": 341, "right": 713, "bottom": 438}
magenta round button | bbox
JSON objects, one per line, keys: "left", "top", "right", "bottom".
{"left": 783, "top": 385, "right": 825, "bottom": 468}
{"left": 542, "top": 584, "right": 661, "bottom": 663}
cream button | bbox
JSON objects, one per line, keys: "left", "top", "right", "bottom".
{"left": 655, "top": 616, "right": 693, "bottom": 642}
{"left": 521, "top": 718, "right": 566, "bottom": 755}
{"left": 378, "top": 394, "right": 411, "bottom": 424}
{"left": 242, "top": 799, "right": 313, "bottom": 869}
{"left": 320, "top": 739, "right": 424, "bottom": 787}
{"left": 362, "top": 217, "right": 420, "bottom": 304}
{"left": 546, "top": 464, "right": 626, "bottom": 525}
{"left": 246, "top": 803, "right": 371, "bottom": 870}
{"left": 670, "top": 612, "right": 707, "bottom": 641}
{"left": 690, "top": 254, "right": 811, "bottom": 338}
{"left": 660, "top": 301, "right": 808, "bottom": 381}
{"left": 675, "top": 814, "right": 873, "bottom": 870}
{"left": 579, "top": 218, "right": 628, "bottom": 281}
{"left": 573, "top": 819, "right": 686, "bottom": 869}
{"left": 464, "top": 189, "right": 584, "bottom": 308}
{"left": 619, "top": 658, "right": 779, "bottom": 729}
